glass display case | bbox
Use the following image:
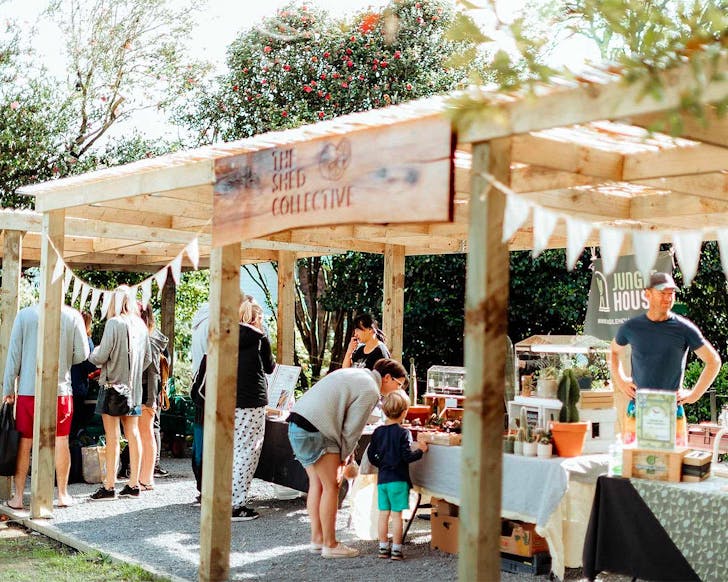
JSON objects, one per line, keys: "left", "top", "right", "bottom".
{"left": 426, "top": 365, "right": 466, "bottom": 396}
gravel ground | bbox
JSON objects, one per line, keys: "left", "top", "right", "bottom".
{"left": 2, "top": 456, "right": 630, "bottom": 582}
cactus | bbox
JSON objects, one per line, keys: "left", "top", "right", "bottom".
{"left": 557, "top": 369, "right": 581, "bottom": 422}
{"left": 519, "top": 408, "right": 533, "bottom": 442}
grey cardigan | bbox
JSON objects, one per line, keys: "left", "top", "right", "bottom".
{"left": 89, "top": 315, "right": 152, "bottom": 407}
{"left": 291, "top": 368, "right": 381, "bottom": 461}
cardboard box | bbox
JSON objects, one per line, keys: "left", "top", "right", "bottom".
{"left": 681, "top": 449, "right": 712, "bottom": 482}
{"left": 623, "top": 446, "right": 688, "bottom": 482}
{"left": 500, "top": 520, "right": 549, "bottom": 557}
{"left": 417, "top": 431, "right": 462, "bottom": 446}
{"left": 431, "top": 498, "right": 459, "bottom": 554}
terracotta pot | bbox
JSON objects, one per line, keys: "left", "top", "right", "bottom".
{"left": 551, "top": 421, "right": 589, "bottom": 457}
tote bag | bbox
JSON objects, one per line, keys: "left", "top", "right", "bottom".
{"left": 0, "top": 401, "right": 20, "bottom": 476}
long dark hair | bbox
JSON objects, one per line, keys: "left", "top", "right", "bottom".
{"left": 353, "top": 313, "right": 387, "bottom": 343}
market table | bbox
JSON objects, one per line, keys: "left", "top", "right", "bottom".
{"left": 583, "top": 475, "right": 728, "bottom": 582}
{"left": 406, "top": 447, "right": 608, "bottom": 580}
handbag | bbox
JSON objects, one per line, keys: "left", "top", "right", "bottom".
{"left": 102, "top": 324, "right": 133, "bottom": 416}
{"left": 0, "top": 401, "right": 20, "bottom": 476}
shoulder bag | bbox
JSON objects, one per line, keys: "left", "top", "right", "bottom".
{"left": 0, "top": 400, "right": 20, "bottom": 476}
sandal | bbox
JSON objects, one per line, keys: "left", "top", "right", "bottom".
{"left": 139, "top": 483, "right": 155, "bottom": 491}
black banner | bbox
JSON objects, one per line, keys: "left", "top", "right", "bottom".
{"left": 584, "top": 252, "right": 673, "bottom": 341}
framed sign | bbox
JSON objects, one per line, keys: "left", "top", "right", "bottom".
{"left": 266, "top": 365, "right": 301, "bottom": 411}
{"left": 213, "top": 115, "right": 454, "bottom": 246}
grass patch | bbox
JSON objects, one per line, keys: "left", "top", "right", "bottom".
{"left": 0, "top": 526, "right": 169, "bottom": 581}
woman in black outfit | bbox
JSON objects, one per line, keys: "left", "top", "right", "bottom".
{"left": 231, "top": 298, "right": 276, "bottom": 521}
{"left": 342, "top": 313, "right": 390, "bottom": 370}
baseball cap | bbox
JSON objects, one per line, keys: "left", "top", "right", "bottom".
{"left": 648, "top": 272, "right": 678, "bottom": 291}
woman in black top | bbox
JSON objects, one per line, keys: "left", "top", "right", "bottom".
{"left": 342, "top": 313, "right": 390, "bottom": 370}
{"left": 231, "top": 298, "right": 276, "bottom": 521}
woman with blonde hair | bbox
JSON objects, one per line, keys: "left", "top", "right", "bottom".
{"left": 88, "top": 286, "right": 152, "bottom": 500}
{"left": 231, "top": 297, "right": 276, "bottom": 520}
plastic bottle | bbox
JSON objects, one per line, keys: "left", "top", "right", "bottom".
{"left": 608, "top": 433, "right": 623, "bottom": 477}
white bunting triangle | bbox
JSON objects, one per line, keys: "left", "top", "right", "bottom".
{"left": 114, "top": 290, "right": 124, "bottom": 317}
{"left": 673, "top": 231, "right": 703, "bottom": 287}
{"left": 90, "top": 289, "right": 102, "bottom": 316}
{"left": 186, "top": 238, "right": 200, "bottom": 270}
{"left": 101, "top": 291, "right": 113, "bottom": 319}
{"left": 79, "top": 284, "right": 91, "bottom": 312}
{"left": 632, "top": 230, "right": 662, "bottom": 276}
{"left": 170, "top": 254, "right": 183, "bottom": 285}
{"left": 63, "top": 269, "right": 73, "bottom": 296}
{"left": 71, "top": 277, "right": 82, "bottom": 306}
{"left": 52, "top": 256, "right": 65, "bottom": 283}
{"left": 153, "top": 267, "right": 168, "bottom": 299}
{"left": 127, "top": 286, "right": 137, "bottom": 309}
{"left": 599, "top": 227, "right": 625, "bottom": 276}
{"left": 532, "top": 206, "right": 558, "bottom": 257}
{"left": 141, "top": 279, "right": 152, "bottom": 309}
{"left": 565, "top": 216, "right": 592, "bottom": 270}
{"left": 502, "top": 194, "right": 531, "bottom": 243}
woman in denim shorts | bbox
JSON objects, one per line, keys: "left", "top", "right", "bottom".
{"left": 288, "top": 358, "right": 407, "bottom": 559}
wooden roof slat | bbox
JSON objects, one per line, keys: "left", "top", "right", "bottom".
{"left": 623, "top": 142, "right": 728, "bottom": 180}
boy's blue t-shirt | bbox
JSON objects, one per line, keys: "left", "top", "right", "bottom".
{"left": 367, "top": 423, "right": 423, "bottom": 485}
{"left": 615, "top": 313, "right": 704, "bottom": 391}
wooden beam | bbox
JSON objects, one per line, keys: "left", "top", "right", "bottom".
{"left": 623, "top": 142, "right": 728, "bottom": 180}
{"left": 160, "top": 278, "right": 176, "bottom": 376}
{"left": 199, "top": 243, "right": 240, "bottom": 582}
{"left": 31, "top": 210, "right": 65, "bottom": 519}
{"left": 633, "top": 172, "right": 728, "bottom": 201}
{"left": 458, "top": 56, "right": 728, "bottom": 143}
{"left": 460, "top": 139, "right": 509, "bottom": 581}
{"left": 630, "top": 107, "right": 728, "bottom": 148}
{"left": 630, "top": 191, "right": 728, "bottom": 220}
{"left": 517, "top": 187, "right": 631, "bottom": 220}
{"left": 0, "top": 230, "right": 23, "bottom": 501}
{"left": 66, "top": 205, "right": 173, "bottom": 229}
{"left": 276, "top": 251, "right": 296, "bottom": 365}
{"left": 512, "top": 133, "right": 624, "bottom": 180}
{"left": 382, "top": 244, "right": 405, "bottom": 362}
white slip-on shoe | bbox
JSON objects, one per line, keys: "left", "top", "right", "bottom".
{"left": 309, "top": 543, "right": 323, "bottom": 554}
{"left": 321, "top": 543, "right": 359, "bottom": 559}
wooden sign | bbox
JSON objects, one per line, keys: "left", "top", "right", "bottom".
{"left": 212, "top": 115, "right": 454, "bottom": 246}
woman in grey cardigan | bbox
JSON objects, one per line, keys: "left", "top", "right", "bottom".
{"left": 288, "top": 358, "right": 407, "bottom": 559}
{"left": 88, "top": 286, "right": 152, "bottom": 501}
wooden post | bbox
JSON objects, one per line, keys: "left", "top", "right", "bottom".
{"left": 276, "top": 251, "right": 296, "bottom": 365}
{"left": 31, "top": 210, "right": 65, "bottom": 519}
{"left": 0, "top": 230, "right": 24, "bottom": 500}
{"left": 382, "top": 244, "right": 405, "bottom": 361}
{"left": 460, "top": 139, "right": 510, "bottom": 581}
{"left": 198, "top": 243, "right": 240, "bottom": 582}
{"left": 160, "top": 278, "right": 176, "bottom": 376}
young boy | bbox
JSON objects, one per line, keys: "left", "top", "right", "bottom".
{"left": 367, "top": 389, "right": 428, "bottom": 561}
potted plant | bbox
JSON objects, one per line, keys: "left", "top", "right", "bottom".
{"left": 523, "top": 433, "right": 538, "bottom": 457}
{"left": 551, "top": 368, "right": 590, "bottom": 457}
{"left": 503, "top": 433, "right": 515, "bottom": 454}
{"left": 572, "top": 366, "right": 592, "bottom": 391}
{"left": 537, "top": 432, "right": 553, "bottom": 458}
{"left": 514, "top": 420, "right": 525, "bottom": 455}
{"left": 535, "top": 363, "right": 560, "bottom": 398}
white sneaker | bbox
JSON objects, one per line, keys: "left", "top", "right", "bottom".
{"left": 321, "top": 543, "right": 359, "bottom": 559}
{"left": 309, "top": 543, "right": 322, "bottom": 554}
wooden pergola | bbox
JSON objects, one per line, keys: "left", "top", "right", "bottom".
{"left": 3, "top": 54, "right": 728, "bottom": 581}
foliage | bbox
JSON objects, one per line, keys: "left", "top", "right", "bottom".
{"left": 683, "top": 359, "right": 728, "bottom": 424}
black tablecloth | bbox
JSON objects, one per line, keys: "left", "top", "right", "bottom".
{"left": 254, "top": 418, "right": 371, "bottom": 493}
{"left": 582, "top": 476, "right": 699, "bottom": 581}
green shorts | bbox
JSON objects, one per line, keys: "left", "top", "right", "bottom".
{"left": 377, "top": 481, "right": 410, "bottom": 512}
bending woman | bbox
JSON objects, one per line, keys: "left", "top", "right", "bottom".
{"left": 342, "top": 313, "right": 390, "bottom": 370}
{"left": 89, "top": 287, "right": 152, "bottom": 500}
{"left": 288, "top": 358, "right": 407, "bottom": 558}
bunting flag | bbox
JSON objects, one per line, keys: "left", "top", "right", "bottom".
{"left": 599, "top": 227, "right": 625, "bottom": 276}
{"left": 565, "top": 216, "right": 592, "bottom": 270}
{"left": 114, "top": 290, "right": 124, "bottom": 317}
{"left": 672, "top": 231, "right": 704, "bottom": 287}
{"left": 186, "top": 238, "right": 200, "bottom": 270}
{"left": 90, "top": 289, "right": 102, "bottom": 316}
{"left": 63, "top": 268, "right": 73, "bottom": 295}
{"left": 502, "top": 194, "right": 531, "bottom": 243}
{"left": 71, "top": 277, "right": 82, "bottom": 306}
{"left": 632, "top": 230, "right": 663, "bottom": 276}
{"left": 127, "top": 286, "right": 138, "bottom": 308}
{"left": 532, "top": 205, "right": 558, "bottom": 257}
{"left": 141, "top": 279, "right": 152, "bottom": 309}
{"left": 52, "top": 255, "right": 65, "bottom": 283}
{"left": 153, "top": 267, "right": 168, "bottom": 299}
{"left": 170, "top": 254, "right": 183, "bottom": 285}
{"left": 101, "top": 291, "right": 113, "bottom": 319}
{"left": 79, "top": 284, "right": 91, "bottom": 312}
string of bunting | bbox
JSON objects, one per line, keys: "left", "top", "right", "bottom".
{"left": 481, "top": 172, "right": 727, "bottom": 287}
{"left": 44, "top": 220, "right": 208, "bottom": 319}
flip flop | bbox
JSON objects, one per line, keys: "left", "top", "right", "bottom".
{"left": 3, "top": 501, "right": 25, "bottom": 511}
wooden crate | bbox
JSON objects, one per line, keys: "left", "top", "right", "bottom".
{"left": 578, "top": 390, "right": 614, "bottom": 409}
{"left": 417, "top": 431, "right": 462, "bottom": 446}
{"left": 623, "top": 446, "right": 688, "bottom": 482}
